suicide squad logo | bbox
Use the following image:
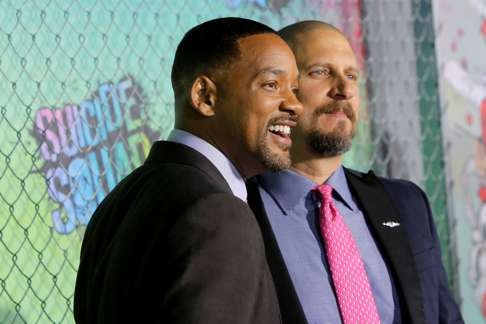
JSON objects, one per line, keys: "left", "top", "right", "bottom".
{"left": 34, "top": 76, "right": 159, "bottom": 235}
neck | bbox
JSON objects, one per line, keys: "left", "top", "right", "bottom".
{"left": 291, "top": 152, "right": 343, "bottom": 185}
{"left": 174, "top": 123, "right": 262, "bottom": 180}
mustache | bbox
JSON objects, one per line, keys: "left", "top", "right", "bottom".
{"left": 313, "top": 102, "right": 356, "bottom": 122}
{"left": 267, "top": 114, "right": 298, "bottom": 125}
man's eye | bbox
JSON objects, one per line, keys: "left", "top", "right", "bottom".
{"left": 347, "top": 74, "right": 358, "bottom": 80}
{"left": 309, "top": 69, "right": 330, "bottom": 77}
{"left": 262, "top": 81, "right": 279, "bottom": 90}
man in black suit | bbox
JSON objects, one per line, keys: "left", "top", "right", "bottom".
{"left": 74, "top": 17, "right": 302, "bottom": 323}
{"left": 248, "top": 21, "right": 464, "bottom": 323}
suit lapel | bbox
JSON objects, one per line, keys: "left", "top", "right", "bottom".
{"left": 247, "top": 179, "right": 308, "bottom": 324}
{"left": 145, "top": 141, "right": 232, "bottom": 194}
{"left": 345, "top": 169, "right": 426, "bottom": 324}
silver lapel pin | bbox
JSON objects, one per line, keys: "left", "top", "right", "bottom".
{"left": 382, "top": 221, "right": 400, "bottom": 228}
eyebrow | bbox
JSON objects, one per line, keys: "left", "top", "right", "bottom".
{"left": 306, "top": 63, "right": 359, "bottom": 74}
{"left": 254, "top": 67, "right": 288, "bottom": 78}
{"left": 346, "top": 67, "right": 360, "bottom": 74}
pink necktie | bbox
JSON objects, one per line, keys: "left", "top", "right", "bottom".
{"left": 314, "top": 184, "right": 381, "bottom": 324}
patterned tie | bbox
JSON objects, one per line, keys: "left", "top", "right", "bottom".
{"left": 314, "top": 184, "right": 381, "bottom": 324}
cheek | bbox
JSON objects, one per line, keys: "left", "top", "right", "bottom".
{"left": 245, "top": 105, "right": 275, "bottom": 144}
{"left": 297, "top": 88, "right": 314, "bottom": 107}
{"left": 299, "top": 83, "right": 328, "bottom": 108}
{"left": 246, "top": 113, "right": 268, "bottom": 138}
{"left": 296, "top": 113, "right": 316, "bottom": 134}
{"left": 236, "top": 108, "right": 261, "bottom": 140}
{"left": 246, "top": 96, "right": 278, "bottom": 122}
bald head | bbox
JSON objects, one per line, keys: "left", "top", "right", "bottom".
{"left": 279, "top": 21, "right": 352, "bottom": 68}
{"left": 279, "top": 20, "right": 340, "bottom": 45}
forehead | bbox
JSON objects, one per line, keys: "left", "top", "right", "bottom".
{"left": 233, "top": 33, "right": 297, "bottom": 74}
{"left": 297, "top": 29, "right": 357, "bottom": 67}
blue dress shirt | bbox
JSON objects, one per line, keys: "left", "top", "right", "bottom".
{"left": 167, "top": 129, "right": 247, "bottom": 202}
{"left": 258, "top": 167, "right": 401, "bottom": 324}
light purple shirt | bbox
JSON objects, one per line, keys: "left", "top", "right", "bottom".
{"left": 257, "top": 167, "right": 401, "bottom": 324}
{"left": 167, "top": 129, "right": 247, "bottom": 202}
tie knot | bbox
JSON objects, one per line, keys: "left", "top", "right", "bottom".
{"left": 314, "top": 183, "right": 333, "bottom": 202}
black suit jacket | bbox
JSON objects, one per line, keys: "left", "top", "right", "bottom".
{"left": 247, "top": 168, "right": 463, "bottom": 324}
{"left": 74, "top": 141, "right": 280, "bottom": 324}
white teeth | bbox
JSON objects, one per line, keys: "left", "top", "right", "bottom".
{"left": 268, "top": 124, "right": 291, "bottom": 135}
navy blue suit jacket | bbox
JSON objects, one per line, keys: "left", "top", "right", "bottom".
{"left": 248, "top": 168, "right": 464, "bottom": 324}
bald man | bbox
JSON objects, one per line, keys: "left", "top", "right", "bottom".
{"left": 248, "top": 21, "right": 464, "bottom": 324}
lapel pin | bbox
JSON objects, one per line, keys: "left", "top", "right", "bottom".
{"left": 382, "top": 221, "right": 400, "bottom": 228}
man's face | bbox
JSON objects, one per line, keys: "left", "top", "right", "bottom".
{"left": 213, "top": 33, "right": 302, "bottom": 176}
{"left": 292, "top": 28, "right": 359, "bottom": 157}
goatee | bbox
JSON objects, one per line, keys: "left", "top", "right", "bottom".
{"left": 307, "top": 101, "right": 356, "bottom": 157}
{"left": 307, "top": 130, "right": 352, "bottom": 157}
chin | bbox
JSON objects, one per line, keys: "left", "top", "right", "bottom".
{"left": 328, "top": 124, "right": 354, "bottom": 139}
{"left": 260, "top": 149, "right": 291, "bottom": 171}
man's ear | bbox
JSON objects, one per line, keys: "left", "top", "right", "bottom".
{"left": 189, "top": 76, "right": 217, "bottom": 117}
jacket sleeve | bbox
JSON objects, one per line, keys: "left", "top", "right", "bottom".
{"left": 415, "top": 185, "right": 464, "bottom": 324}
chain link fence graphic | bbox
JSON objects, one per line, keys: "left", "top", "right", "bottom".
{"left": 0, "top": 0, "right": 454, "bottom": 323}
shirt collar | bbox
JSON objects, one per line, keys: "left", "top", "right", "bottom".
{"left": 326, "top": 166, "right": 356, "bottom": 211}
{"left": 258, "top": 169, "right": 316, "bottom": 214}
{"left": 167, "top": 129, "right": 247, "bottom": 202}
{"left": 257, "top": 166, "right": 356, "bottom": 213}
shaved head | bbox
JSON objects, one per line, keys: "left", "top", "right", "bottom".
{"left": 279, "top": 21, "right": 343, "bottom": 57}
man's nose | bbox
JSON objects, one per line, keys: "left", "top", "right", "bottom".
{"left": 328, "top": 76, "right": 355, "bottom": 100}
{"left": 281, "top": 89, "right": 303, "bottom": 116}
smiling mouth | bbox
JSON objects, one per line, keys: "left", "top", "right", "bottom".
{"left": 267, "top": 123, "right": 293, "bottom": 149}
{"left": 268, "top": 124, "right": 291, "bottom": 137}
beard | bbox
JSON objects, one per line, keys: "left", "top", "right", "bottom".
{"left": 258, "top": 141, "right": 291, "bottom": 171}
{"left": 307, "top": 102, "right": 357, "bottom": 157}
{"left": 256, "top": 117, "right": 294, "bottom": 171}
{"left": 308, "top": 129, "right": 353, "bottom": 157}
